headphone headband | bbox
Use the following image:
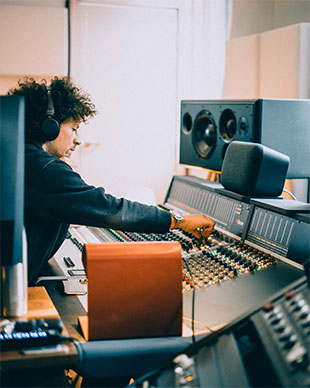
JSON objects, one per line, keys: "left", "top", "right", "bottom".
{"left": 46, "top": 89, "right": 55, "bottom": 117}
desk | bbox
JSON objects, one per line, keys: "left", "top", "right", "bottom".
{"left": 1, "top": 282, "right": 197, "bottom": 387}
{"left": 0, "top": 287, "right": 78, "bottom": 387}
{"left": 42, "top": 277, "right": 202, "bottom": 385}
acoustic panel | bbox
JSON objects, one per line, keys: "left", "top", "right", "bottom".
{"left": 259, "top": 23, "right": 310, "bottom": 99}
{"left": 222, "top": 34, "right": 259, "bottom": 99}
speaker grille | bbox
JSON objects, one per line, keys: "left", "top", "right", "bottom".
{"left": 221, "top": 141, "right": 289, "bottom": 197}
{"left": 221, "top": 142, "right": 262, "bottom": 195}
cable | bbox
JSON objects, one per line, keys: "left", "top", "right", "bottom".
{"left": 183, "top": 318, "right": 216, "bottom": 334}
{"left": 183, "top": 256, "right": 196, "bottom": 344}
{"left": 183, "top": 252, "right": 218, "bottom": 340}
{"left": 65, "top": 0, "right": 71, "bottom": 78}
{"left": 282, "top": 188, "right": 297, "bottom": 201}
{"left": 52, "top": 334, "right": 77, "bottom": 343}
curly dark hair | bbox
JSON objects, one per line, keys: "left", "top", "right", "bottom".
{"left": 7, "top": 77, "right": 97, "bottom": 144}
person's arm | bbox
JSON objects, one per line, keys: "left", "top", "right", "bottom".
{"left": 32, "top": 155, "right": 214, "bottom": 237}
{"left": 32, "top": 157, "right": 171, "bottom": 234}
{"left": 170, "top": 213, "right": 215, "bottom": 239}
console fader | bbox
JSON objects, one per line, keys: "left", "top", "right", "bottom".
{"left": 53, "top": 175, "right": 308, "bottom": 331}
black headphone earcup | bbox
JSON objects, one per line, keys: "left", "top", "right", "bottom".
{"left": 41, "top": 117, "right": 60, "bottom": 141}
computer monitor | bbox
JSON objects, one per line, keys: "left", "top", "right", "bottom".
{"left": 0, "top": 95, "right": 27, "bottom": 317}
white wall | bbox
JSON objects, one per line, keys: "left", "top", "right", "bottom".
{"left": 70, "top": 0, "right": 230, "bottom": 202}
{"left": 0, "top": 3, "right": 67, "bottom": 78}
{"left": 71, "top": 1, "right": 181, "bottom": 203}
{"left": 0, "top": 0, "right": 230, "bottom": 203}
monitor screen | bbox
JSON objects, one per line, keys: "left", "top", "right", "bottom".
{"left": 0, "top": 95, "right": 25, "bottom": 267}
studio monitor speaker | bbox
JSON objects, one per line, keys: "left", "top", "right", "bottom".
{"left": 221, "top": 141, "right": 289, "bottom": 197}
{"left": 180, "top": 99, "right": 310, "bottom": 178}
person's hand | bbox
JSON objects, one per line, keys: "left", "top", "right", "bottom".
{"left": 171, "top": 213, "right": 215, "bottom": 239}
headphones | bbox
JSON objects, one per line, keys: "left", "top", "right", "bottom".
{"left": 41, "top": 88, "right": 60, "bottom": 141}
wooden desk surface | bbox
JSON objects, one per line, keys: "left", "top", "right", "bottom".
{"left": 0, "top": 287, "right": 78, "bottom": 371}
{"left": 26, "top": 286, "right": 61, "bottom": 319}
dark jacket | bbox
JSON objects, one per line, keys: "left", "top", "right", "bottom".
{"left": 25, "top": 142, "right": 171, "bottom": 284}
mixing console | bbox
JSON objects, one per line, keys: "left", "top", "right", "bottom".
{"left": 182, "top": 240, "right": 276, "bottom": 293}
{"left": 65, "top": 225, "right": 278, "bottom": 294}
{"left": 53, "top": 175, "right": 308, "bottom": 331}
{"left": 132, "top": 279, "right": 309, "bottom": 388}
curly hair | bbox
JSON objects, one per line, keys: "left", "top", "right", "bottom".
{"left": 7, "top": 77, "right": 97, "bottom": 144}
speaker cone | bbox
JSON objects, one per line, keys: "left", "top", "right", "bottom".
{"left": 219, "top": 109, "right": 236, "bottom": 142}
{"left": 192, "top": 110, "right": 217, "bottom": 158}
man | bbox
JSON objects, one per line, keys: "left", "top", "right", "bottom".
{"left": 8, "top": 77, "right": 215, "bottom": 284}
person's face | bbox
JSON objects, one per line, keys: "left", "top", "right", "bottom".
{"left": 43, "top": 119, "right": 81, "bottom": 158}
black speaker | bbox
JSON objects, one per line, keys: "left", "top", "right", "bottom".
{"left": 180, "top": 99, "right": 310, "bottom": 178}
{"left": 41, "top": 89, "right": 60, "bottom": 141}
{"left": 220, "top": 141, "right": 289, "bottom": 197}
